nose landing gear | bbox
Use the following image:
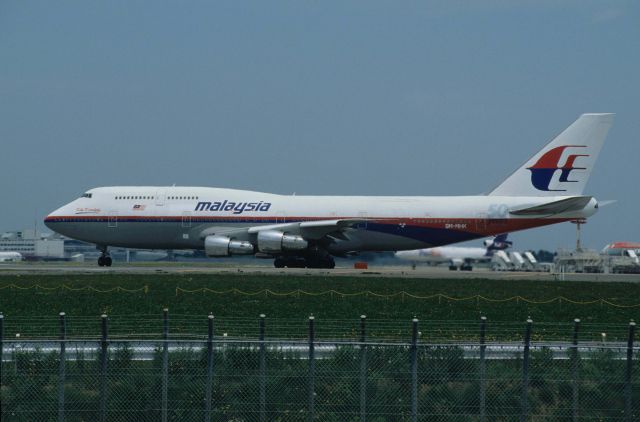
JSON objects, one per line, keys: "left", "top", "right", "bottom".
{"left": 97, "top": 255, "right": 112, "bottom": 267}
{"left": 97, "top": 246, "right": 112, "bottom": 267}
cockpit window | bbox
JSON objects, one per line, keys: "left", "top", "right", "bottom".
{"left": 82, "top": 193, "right": 93, "bottom": 198}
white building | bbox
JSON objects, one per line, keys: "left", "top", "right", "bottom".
{"left": 0, "top": 230, "right": 65, "bottom": 259}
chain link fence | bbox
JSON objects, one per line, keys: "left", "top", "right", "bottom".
{"left": 0, "top": 313, "right": 638, "bottom": 421}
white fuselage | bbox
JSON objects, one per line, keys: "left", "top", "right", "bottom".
{"left": 0, "top": 252, "right": 23, "bottom": 262}
{"left": 44, "top": 186, "right": 598, "bottom": 255}
{"left": 396, "top": 246, "right": 490, "bottom": 264}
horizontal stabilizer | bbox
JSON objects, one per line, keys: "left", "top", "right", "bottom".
{"left": 509, "top": 196, "right": 593, "bottom": 216}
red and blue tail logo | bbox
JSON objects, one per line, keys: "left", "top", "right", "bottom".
{"left": 527, "top": 145, "right": 589, "bottom": 191}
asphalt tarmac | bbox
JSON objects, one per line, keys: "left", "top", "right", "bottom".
{"left": 1, "top": 262, "right": 639, "bottom": 282}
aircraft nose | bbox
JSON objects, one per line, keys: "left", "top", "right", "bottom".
{"left": 44, "top": 205, "right": 68, "bottom": 230}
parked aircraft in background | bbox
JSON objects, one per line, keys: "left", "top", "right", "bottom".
{"left": 0, "top": 252, "right": 23, "bottom": 262}
{"left": 45, "top": 113, "right": 613, "bottom": 268}
{"left": 395, "top": 234, "right": 511, "bottom": 270}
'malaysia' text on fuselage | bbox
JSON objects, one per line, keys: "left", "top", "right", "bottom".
{"left": 194, "top": 200, "right": 272, "bottom": 214}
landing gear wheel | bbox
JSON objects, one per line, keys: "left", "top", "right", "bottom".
{"left": 318, "top": 255, "right": 336, "bottom": 269}
{"left": 307, "top": 256, "right": 335, "bottom": 269}
{"left": 97, "top": 245, "right": 111, "bottom": 267}
{"left": 274, "top": 258, "right": 285, "bottom": 268}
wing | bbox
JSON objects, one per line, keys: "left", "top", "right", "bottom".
{"left": 200, "top": 219, "right": 366, "bottom": 241}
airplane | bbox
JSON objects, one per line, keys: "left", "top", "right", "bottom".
{"left": 395, "top": 234, "right": 512, "bottom": 270}
{"left": 44, "top": 113, "right": 613, "bottom": 269}
{"left": 0, "top": 252, "right": 23, "bottom": 262}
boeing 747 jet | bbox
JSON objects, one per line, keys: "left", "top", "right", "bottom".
{"left": 45, "top": 113, "right": 613, "bottom": 268}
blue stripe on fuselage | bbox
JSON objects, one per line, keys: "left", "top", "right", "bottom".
{"left": 366, "top": 222, "right": 478, "bottom": 246}
{"left": 45, "top": 217, "right": 477, "bottom": 246}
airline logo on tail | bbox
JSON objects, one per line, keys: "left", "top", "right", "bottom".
{"left": 527, "top": 145, "right": 589, "bottom": 191}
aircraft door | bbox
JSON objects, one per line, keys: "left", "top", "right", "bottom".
{"left": 356, "top": 211, "right": 368, "bottom": 229}
{"left": 155, "top": 189, "right": 166, "bottom": 206}
{"left": 276, "top": 211, "right": 286, "bottom": 224}
{"left": 182, "top": 211, "right": 192, "bottom": 228}
{"left": 475, "top": 213, "right": 487, "bottom": 234}
{"left": 108, "top": 211, "right": 118, "bottom": 228}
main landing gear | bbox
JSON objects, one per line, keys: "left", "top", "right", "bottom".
{"left": 97, "top": 246, "right": 112, "bottom": 267}
{"left": 274, "top": 254, "right": 336, "bottom": 269}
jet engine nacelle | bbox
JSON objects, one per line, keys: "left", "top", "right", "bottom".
{"left": 257, "top": 230, "right": 308, "bottom": 253}
{"left": 205, "top": 235, "right": 255, "bottom": 257}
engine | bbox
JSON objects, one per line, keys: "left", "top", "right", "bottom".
{"left": 257, "top": 230, "right": 308, "bottom": 253}
{"left": 204, "top": 236, "right": 255, "bottom": 257}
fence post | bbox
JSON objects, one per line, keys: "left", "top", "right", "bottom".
{"left": 625, "top": 321, "right": 636, "bottom": 422}
{"left": 479, "top": 316, "right": 487, "bottom": 422}
{"left": 520, "top": 318, "right": 532, "bottom": 422}
{"left": 58, "top": 312, "right": 67, "bottom": 422}
{"left": 259, "top": 314, "right": 266, "bottom": 422}
{"left": 571, "top": 318, "right": 580, "bottom": 422}
{"left": 0, "top": 313, "right": 4, "bottom": 420}
{"left": 308, "top": 316, "right": 315, "bottom": 422}
{"left": 359, "top": 315, "right": 367, "bottom": 422}
{"left": 162, "top": 308, "right": 169, "bottom": 422}
{"left": 411, "top": 318, "right": 419, "bottom": 422}
{"left": 99, "top": 314, "right": 108, "bottom": 422}
{"left": 204, "top": 314, "right": 214, "bottom": 422}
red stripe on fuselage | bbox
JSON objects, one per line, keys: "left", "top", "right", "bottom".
{"left": 44, "top": 215, "right": 573, "bottom": 237}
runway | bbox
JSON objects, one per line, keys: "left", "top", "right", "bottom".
{"left": 1, "top": 262, "right": 639, "bottom": 282}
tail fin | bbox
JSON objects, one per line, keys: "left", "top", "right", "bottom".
{"left": 491, "top": 234, "right": 512, "bottom": 250}
{"left": 489, "top": 113, "right": 614, "bottom": 196}
{"left": 484, "top": 234, "right": 512, "bottom": 255}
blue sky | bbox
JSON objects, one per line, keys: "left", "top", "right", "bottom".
{"left": 1, "top": 0, "right": 638, "bottom": 250}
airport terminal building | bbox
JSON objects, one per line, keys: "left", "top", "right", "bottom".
{"left": 0, "top": 230, "right": 64, "bottom": 259}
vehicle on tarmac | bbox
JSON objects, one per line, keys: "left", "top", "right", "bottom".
{"left": 602, "top": 242, "right": 640, "bottom": 273}
{"left": 45, "top": 114, "right": 613, "bottom": 269}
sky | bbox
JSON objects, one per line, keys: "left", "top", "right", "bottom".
{"left": 1, "top": 0, "right": 639, "bottom": 251}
